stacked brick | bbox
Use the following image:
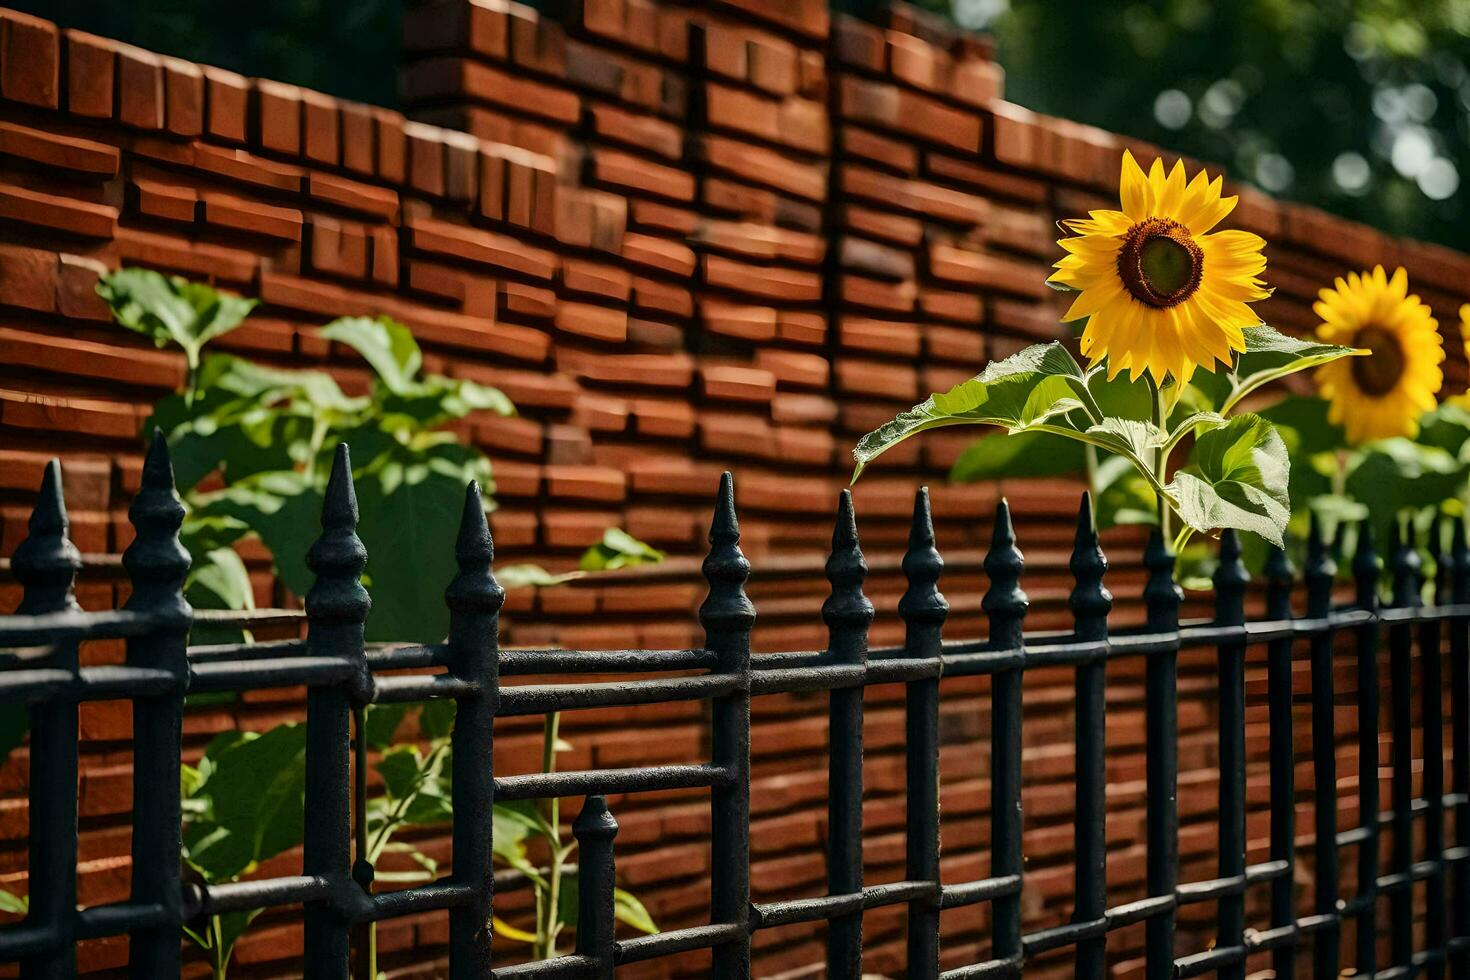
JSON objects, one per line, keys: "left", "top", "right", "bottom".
{"left": 0, "top": 0, "right": 1464, "bottom": 975}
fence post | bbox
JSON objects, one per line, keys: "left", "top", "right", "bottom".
{"left": 1142, "top": 530, "right": 1180, "bottom": 980}
{"left": 1352, "top": 523, "right": 1382, "bottom": 974}
{"left": 573, "top": 795, "right": 619, "bottom": 977}
{"left": 1264, "top": 542, "right": 1296, "bottom": 978}
{"left": 1212, "top": 530, "right": 1249, "bottom": 980}
{"left": 824, "top": 490, "right": 873, "bottom": 978}
{"left": 899, "top": 488, "right": 948, "bottom": 976}
{"left": 304, "top": 445, "right": 371, "bottom": 979}
{"left": 1305, "top": 516, "right": 1340, "bottom": 977}
{"left": 1068, "top": 493, "right": 1110, "bottom": 980}
{"left": 1423, "top": 518, "right": 1447, "bottom": 980}
{"left": 123, "top": 432, "right": 192, "bottom": 977}
{"left": 700, "top": 473, "right": 754, "bottom": 980}
{"left": 14, "top": 461, "right": 81, "bottom": 980}
{"left": 446, "top": 481, "right": 503, "bottom": 977}
{"left": 985, "top": 499, "right": 1026, "bottom": 975}
{"left": 1450, "top": 518, "right": 1470, "bottom": 976}
{"left": 1387, "top": 518, "right": 1420, "bottom": 968}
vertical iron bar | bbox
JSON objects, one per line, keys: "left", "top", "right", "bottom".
{"left": 1213, "top": 530, "right": 1249, "bottom": 980}
{"left": 1423, "top": 518, "right": 1447, "bottom": 980}
{"left": 824, "top": 490, "right": 874, "bottom": 978}
{"left": 1450, "top": 519, "right": 1470, "bottom": 975}
{"left": 1264, "top": 543, "right": 1297, "bottom": 979}
{"left": 1068, "top": 494, "right": 1110, "bottom": 980}
{"left": 123, "top": 433, "right": 192, "bottom": 977}
{"left": 1352, "top": 523, "right": 1382, "bottom": 974}
{"left": 701, "top": 473, "right": 755, "bottom": 980}
{"left": 446, "top": 482, "right": 504, "bottom": 977}
{"left": 573, "top": 796, "right": 618, "bottom": 978}
{"left": 985, "top": 500, "right": 1027, "bottom": 976}
{"left": 899, "top": 489, "right": 948, "bottom": 977}
{"left": 14, "top": 460, "right": 81, "bottom": 980}
{"left": 304, "top": 445, "right": 371, "bottom": 979}
{"left": 1387, "top": 519, "right": 1419, "bottom": 968}
{"left": 1143, "top": 530, "right": 1180, "bottom": 980}
{"left": 1306, "top": 517, "right": 1341, "bottom": 977}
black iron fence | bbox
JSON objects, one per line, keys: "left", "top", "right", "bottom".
{"left": 0, "top": 434, "right": 1466, "bottom": 979}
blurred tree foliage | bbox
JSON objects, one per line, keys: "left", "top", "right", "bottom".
{"left": 24, "top": 0, "right": 1470, "bottom": 250}
{"left": 942, "top": 0, "right": 1470, "bottom": 251}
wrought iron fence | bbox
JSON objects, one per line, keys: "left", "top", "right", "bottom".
{"left": 0, "top": 433, "right": 1466, "bottom": 979}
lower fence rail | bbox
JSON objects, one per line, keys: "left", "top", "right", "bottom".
{"left": 1, "top": 441, "right": 1467, "bottom": 978}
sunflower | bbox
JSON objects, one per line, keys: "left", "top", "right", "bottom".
{"left": 1049, "top": 150, "right": 1270, "bottom": 384}
{"left": 1313, "top": 266, "right": 1443, "bottom": 444}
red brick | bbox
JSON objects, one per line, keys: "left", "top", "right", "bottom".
{"left": 306, "top": 172, "right": 399, "bottom": 221}
{"left": 199, "top": 191, "right": 303, "bottom": 241}
{"left": 0, "top": 183, "right": 116, "bottom": 238}
{"left": 562, "top": 258, "right": 630, "bottom": 301}
{"left": 203, "top": 65, "right": 249, "bottom": 143}
{"left": 301, "top": 89, "right": 339, "bottom": 166}
{"left": 555, "top": 302, "right": 626, "bottom": 343}
{"left": 545, "top": 465, "right": 626, "bottom": 503}
{"left": 700, "top": 365, "right": 776, "bottom": 403}
{"left": 339, "top": 101, "right": 375, "bottom": 175}
{"left": 56, "top": 253, "right": 111, "bottom": 321}
{"left": 161, "top": 56, "right": 203, "bottom": 137}
{"left": 131, "top": 178, "right": 197, "bottom": 224}
{"left": 404, "top": 121, "right": 446, "bottom": 197}
{"left": 592, "top": 148, "right": 695, "bottom": 202}
{"left": 116, "top": 43, "right": 164, "bottom": 130}
{"left": 0, "top": 121, "right": 118, "bottom": 176}
{"left": 406, "top": 215, "right": 557, "bottom": 280}
{"left": 0, "top": 243, "right": 57, "bottom": 312}
{"left": 373, "top": 108, "right": 407, "bottom": 184}
{"left": 0, "top": 9, "right": 59, "bottom": 108}
{"left": 64, "top": 30, "right": 115, "bottom": 118}
{"left": 254, "top": 79, "right": 302, "bottom": 156}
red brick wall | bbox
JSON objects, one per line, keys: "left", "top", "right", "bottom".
{"left": 0, "top": 1, "right": 1465, "bottom": 976}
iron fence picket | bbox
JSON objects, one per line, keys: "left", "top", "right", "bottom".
{"left": 1, "top": 450, "right": 1469, "bottom": 978}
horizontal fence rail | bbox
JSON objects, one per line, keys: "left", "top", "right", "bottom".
{"left": 0, "top": 436, "right": 1467, "bottom": 977}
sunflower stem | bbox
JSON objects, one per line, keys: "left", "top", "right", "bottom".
{"left": 1146, "top": 374, "right": 1173, "bottom": 544}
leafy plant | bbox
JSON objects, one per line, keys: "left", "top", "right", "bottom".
{"left": 180, "top": 725, "right": 308, "bottom": 979}
{"left": 854, "top": 326, "right": 1360, "bottom": 554}
{"left": 96, "top": 268, "right": 661, "bottom": 640}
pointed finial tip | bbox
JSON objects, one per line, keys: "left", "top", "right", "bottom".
{"left": 141, "top": 429, "right": 175, "bottom": 489}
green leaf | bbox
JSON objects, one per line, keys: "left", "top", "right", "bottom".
{"left": 376, "top": 375, "right": 514, "bottom": 436}
{"left": 1167, "top": 414, "right": 1292, "bottom": 546}
{"left": 1094, "top": 454, "right": 1158, "bottom": 530}
{"left": 0, "top": 890, "right": 27, "bottom": 916}
{"left": 419, "top": 699, "right": 457, "bottom": 740}
{"left": 351, "top": 440, "right": 493, "bottom": 642}
{"left": 852, "top": 342, "right": 1094, "bottom": 480}
{"left": 190, "top": 470, "right": 322, "bottom": 599}
{"left": 948, "top": 430, "right": 1088, "bottom": 483}
{"left": 1259, "top": 394, "right": 1345, "bottom": 456}
{"left": 1197, "top": 325, "right": 1363, "bottom": 413}
{"left": 375, "top": 746, "right": 424, "bottom": 801}
{"left": 1418, "top": 401, "right": 1470, "bottom": 456}
{"left": 579, "top": 528, "right": 665, "bottom": 572}
{"left": 497, "top": 564, "right": 584, "bottom": 589}
{"left": 614, "top": 888, "right": 659, "bottom": 935}
{"left": 181, "top": 724, "right": 308, "bottom": 883}
{"left": 1084, "top": 417, "right": 1168, "bottom": 459}
{"left": 1347, "top": 438, "right": 1468, "bottom": 515}
{"left": 364, "top": 704, "right": 408, "bottom": 749}
{"left": 97, "top": 268, "right": 256, "bottom": 367}
{"left": 321, "top": 316, "right": 423, "bottom": 395}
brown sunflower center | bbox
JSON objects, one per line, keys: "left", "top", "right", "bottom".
{"left": 1350, "top": 325, "right": 1406, "bottom": 397}
{"left": 1117, "top": 217, "right": 1204, "bottom": 308}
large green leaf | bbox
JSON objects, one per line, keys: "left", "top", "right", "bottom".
{"left": 182, "top": 724, "right": 307, "bottom": 883}
{"left": 580, "top": 529, "right": 665, "bottom": 572}
{"left": 1347, "top": 438, "right": 1468, "bottom": 514}
{"left": 1194, "top": 325, "right": 1362, "bottom": 413}
{"left": 1418, "top": 402, "right": 1470, "bottom": 457}
{"left": 377, "top": 375, "right": 514, "bottom": 436}
{"left": 352, "top": 440, "right": 493, "bottom": 642}
{"left": 320, "top": 316, "right": 423, "bottom": 395}
{"left": 189, "top": 470, "right": 322, "bottom": 599}
{"left": 97, "top": 268, "right": 256, "bottom": 369}
{"left": 1167, "top": 413, "right": 1292, "bottom": 546}
{"left": 852, "top": 342, "right": 1096, "bottom": 480}
{"left": 948, "top": 430, "right": 1088, "bottom": 483}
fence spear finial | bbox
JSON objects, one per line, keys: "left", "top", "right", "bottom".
{"left": 1213, "top": 529, "right": 1249, "bottom": 627}
{"left": 899, "top": 487, "right": 948, "bottom": 632}
{"left": 15, "top": 459, "right": 81, "bottom": 615}
{"left": 306, "top": 443, "right": 370, "bottom": 629}
{"left": 824, "top": 490, "right": 873, "bottom": 663}
{"left": 1068, "top": 492, "right": 1111, "bottom": 638}
{"left": 699, "top": 472, "right": 754, "bottom": 653}
{"left": 1143, "top": 528, "right": 1181, "bottom": 632}
{"left": 123, "top": 430, "right": 191, "bottom": 622}
{"left": 1353, "top": 521, "right": 1381, "bottom": 611}
{"left": 983, "top": 498, "right": 1026, "bottom": 648}
{"left": 1390, "top": 514, "right": 1421, "bottom": 608}
{"left": 446, "top": 480, "right": 503, "bottom": 615}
